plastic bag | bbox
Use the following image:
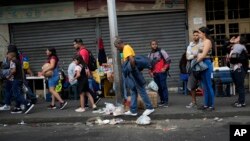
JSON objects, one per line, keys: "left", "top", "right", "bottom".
{"left": 113, "top": 104, "right": 124, "bottom": 116}
{"left": 104, "top": 103, "right": 116, "bottom": 115}
{"left": 147, "top": 80, "right": 158, "bottom": 92}
{"left": 136, "top": 115, "right": 151, "bottom": 125}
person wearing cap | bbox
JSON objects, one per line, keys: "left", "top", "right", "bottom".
{"left": 197, "top": 27, "right": 215, "bottom": 111}
{"left": 114, "top": 37, "right": 154, "bottom": 116}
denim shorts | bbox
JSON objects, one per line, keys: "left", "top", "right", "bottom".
{"left": 187, "top": 72, "right": 198, "bottom": 91}
{"left": 48, "top": 68, "right": 59, "bottom": 88}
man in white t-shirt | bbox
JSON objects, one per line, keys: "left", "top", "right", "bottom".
{"left": 67, "top": 58, "right": 78, "bottom": 100}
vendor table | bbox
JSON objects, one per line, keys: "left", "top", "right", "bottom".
{"left": 26, "top": 76, "right": 46, "bottom": 99}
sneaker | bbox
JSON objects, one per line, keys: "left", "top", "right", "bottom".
{"left": 24, "top": 103, "right": 34, "bottom": 114}
{"left": 232, "top": 101, "right": 239, "bottom": 106}
{"left": 92, "top": 104, "right": 98, "bottom": 110}
{"left": 60, "top": 101, "right": 67, "bottom": 110}
{"left": 124, "top": 110, "right": 138, "bottom": 116}
{"left": 47, "top": 104, "right": 57, "bottom": 110}
{"left": 186, "top": 102, "right": 197, "bottom": 108}
{"left": 234, "top": 103, "right": 246, "bottom": 108}
{"left": 75, "top": 107, "right": 85, "bottom": 112}
{"left": 198, "top": 105, "right": 208, "bottom": 110}
{"left": 207, "top": 107, "right": 215, "bottom": 111}
{"left": 97, "top": 90, "right": 102, "bottom": 95}
{"left": 11, "top": 107, "right": 22, "bottom": 114}
{"left": 142, "top": 109, "right": 155, "bottom": 116}
{"left": 163, "top": 103, "right": 169, "bottom": 108}
{"left": 158, "top": 102, "right": 164, "bottom": 107}
{"left": 0, "top": 104, "right": 11, "bottom": 111}
{"left": 94, "top": 97, "right": 101, "bottom": 105}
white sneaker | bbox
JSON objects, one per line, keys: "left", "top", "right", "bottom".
{"left": 0, "top": 105, "right": 11, "bottom": 111}
{"left": 186, "top": 102, "right": 197, "bottom": 109}
{"left": 142, "top": 109, "right": 155, "bottom": 116}
{"left": 92, "top": 104, "right": 98, "bottom": 110}
{"left": 75, "top": 107, "right": 85, "bottom": 112}
{"left": 124, "top": 110, "right": 137, "bottom": 116}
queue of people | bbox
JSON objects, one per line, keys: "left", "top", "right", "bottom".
{"left": 0, "top": 26, "right": 248, "bottom": 116}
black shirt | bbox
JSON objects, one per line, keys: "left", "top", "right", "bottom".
{"left": 12, "top": 59, "right": 23, "bottom": 81}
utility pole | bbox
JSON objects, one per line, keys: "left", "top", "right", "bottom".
{"left": 107, "top": 0, "right": 123, "bottom": 105}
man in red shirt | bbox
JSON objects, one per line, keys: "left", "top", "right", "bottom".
{"left": 73, "top": 39, "right": 90, "bottom": 75}
{"left": 73, "top": 39, "right": 101, "bottom": 106}
{"left": 148, "top": 40, "right": 171, "bottom": 107}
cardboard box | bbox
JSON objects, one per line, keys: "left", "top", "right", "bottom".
{"left": 138, "top": 91, "right": 158, "bottom": 109}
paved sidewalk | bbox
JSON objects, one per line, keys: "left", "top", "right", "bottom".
{"left": 0, "top": 93, "right": 250, "bottom": 124}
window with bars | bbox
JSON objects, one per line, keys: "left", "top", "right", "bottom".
{"left": 205, "top": 0, "right": 250, "bottom": 64}
{"left": 207, "top": 24, "right": 226, "bottom": 45}
{"left": 228, "top": 0, "right": 250, "bottom": 19}
{"left": 206, "top": 0, "right": 225, "bottom": 20}
{"left": 229, "top": 23, "right": 239, "bottom": 38}
{"left": 206, "top": 0, "right": 248, "bottom": 45}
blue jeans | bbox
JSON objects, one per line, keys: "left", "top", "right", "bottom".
{"left": 130, "top": 83, "right": 153, "bottom": 113}
{"left": 201, "top": 59, "right": 215, "bottom": 107}
{"left": 24, "top": 80, "right": 37, "bottom": 100}
{"left": 122, "top": 73, "right": 129, "bottom": 99}
{"left": 69, "top": 83, "right": 79, "bottom": 100}
{"left": 153, "top": 72, "right": 169, "bottom": 103}
{"left": 3, "top": 80, "right": 12, "bottom": 105}
{"left": 12, "top": 80, "right": 28, "bottom": 107}
{"left": 232, "top": 66, "right": 246, "bottom": 104}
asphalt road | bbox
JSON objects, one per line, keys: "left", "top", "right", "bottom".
{"left": 1, "top": 116, "right": 250, "bottom": 141}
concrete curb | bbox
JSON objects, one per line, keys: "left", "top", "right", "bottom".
{"left": 1, "top": 110, "right": 250, "bottom": 125}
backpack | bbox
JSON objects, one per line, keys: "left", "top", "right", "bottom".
{"left": 149, "top": 49, "right": 171, "bottom": 71}
{"left": 82, "top": 48, "right": 97, "bottom": 71}
{"left": 230, "top": 50, "right": 249, "bottom": 72}
{"left": 230, "top": 50, "right": 248, "bottom": 64}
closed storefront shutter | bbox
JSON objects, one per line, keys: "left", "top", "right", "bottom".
{"left": 10, "top": 12, "right": 187, "bottom": 87}
{"left": 10, "top": 18, "right": 97, "bottom": 75}
{"left": 100, "top": 12, "right": 187, "bottom": 87}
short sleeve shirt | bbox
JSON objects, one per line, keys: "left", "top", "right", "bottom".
{"left": 47, "top": 56, "right": 59, "bottom": 68}
{"left": 79, "top": 47, "right": 89, "bottom": 64}
{"left": 74, "top": 65, "right": 82, "bottom": 73}
{"left": 123, "top": 44, "right": 135, "bottom": 61}
{"left": 68, "top": 62, "right": 77, "bottom": 85}
{"left": 12, "top": 59, "right": 23, "bottom": 80}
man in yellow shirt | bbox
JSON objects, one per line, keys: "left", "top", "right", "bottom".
{"left": 114, "top": 37, "right": 154, "bottom": 116}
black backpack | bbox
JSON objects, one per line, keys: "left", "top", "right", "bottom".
{"left": 230, "top": 50, "right": 248, "bottom": 72}
{"left": 87, "top": 49, "right": 97, "bottom": 71}
{"left": 230, "top": 50, "right": 248, "bottom": 64}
